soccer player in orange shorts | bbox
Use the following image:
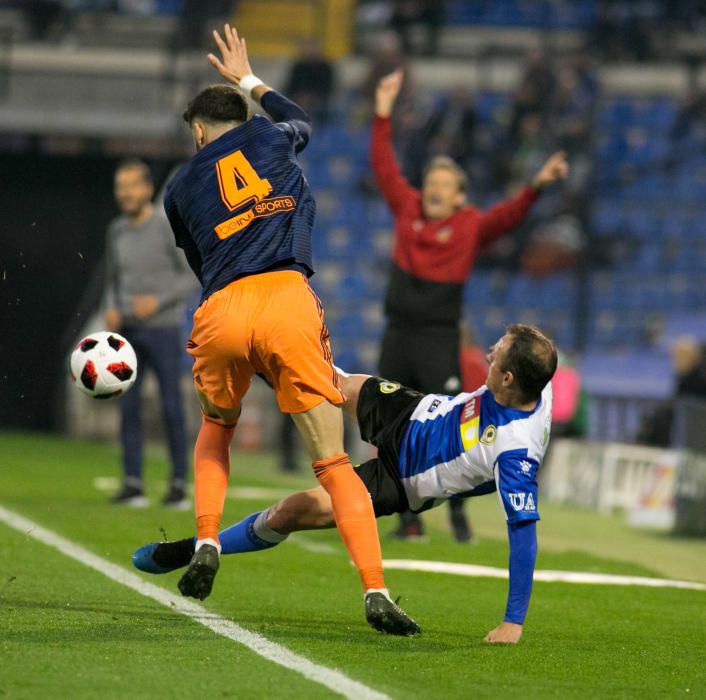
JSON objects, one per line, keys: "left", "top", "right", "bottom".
{"left": 161, "top": 25, "right": 418, "bottom": 635}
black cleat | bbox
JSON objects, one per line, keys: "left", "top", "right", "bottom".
{"left": 177, "top": 544, "right": 220, "bottom": 600}
{"left": 162, "top": 485, "right": 190, "bottom": 510}
{"left": 110, "top": 484, "right": 148, "bottom": 507}
{"left": 132, "top": 538, "right": 195, "bottom": 574}
{"left": 392, "top": 511, "right": 428, "bottom": 542}
{"left": 365, "top": 592, "right": 421, "bottom": 636}
{"left": 390, "top": 523, "right": 428, "bottom": 542}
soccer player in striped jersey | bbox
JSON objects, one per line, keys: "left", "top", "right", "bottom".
{"left": 134, "top": 324, "right": 557, "bottom": 643}
{"left": 160, "top": 25, "right": 416, "bottom": 635}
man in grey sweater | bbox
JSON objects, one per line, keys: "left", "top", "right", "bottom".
{"left": 105, "top": 159, "right": 197, "bottom": 507}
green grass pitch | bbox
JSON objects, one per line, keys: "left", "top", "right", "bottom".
{"left": 1, "top": 430, "right": 705, "bottom": 699}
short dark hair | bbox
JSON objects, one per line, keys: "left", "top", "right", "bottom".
{"left": 423, "top": 156, "right": 468, "bottom": 193}
{"left": 502, "top": 324, "right": 558, "bottom": 403}
{"left": 182, "top": 84, "right": 250, "bottom": 126}
{"left": 115, "top": 158, "right": 152, "bottom": 185}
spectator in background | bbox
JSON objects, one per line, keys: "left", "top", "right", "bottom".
{"left": 283, "top": 38, "right": 335, "bottom": 124}
{"left": 590, "top": 1, "right": 655, "bottom": 62}
{"left": 508, "top": 113, "right": 547, "bottom": 187}
{"left": 550, "top": 65, "right": 596, "bottom": 155}
{"left": 370, "top": 69, "right": 568, "bottom": 541}
{"left": 550, "top": 351, "right": 587, "bottom": 438}
{"left": 672, "top": 337, "right": 706, "bottom": 397}
{"left": 404, "top": 84, "right": 477, "bottom": 187}
{"left": 455, "top": 326, "right": 491, "bottom": 544}
{"left": 172, "top": 0, "right": 235, "bottom": 52}
{"left": 460, "top": 327, "right": 489, "bottom": 395}
{"left": 104, "top": 159, "right": 196, "bottom": 507}
{"left": 357, "top": 32, "right": 416, "bottom": 195}
{"left": 521, "top": 207, "right": 586, "bottom": 277}
{"left": 638, "top": 337, "right": 706, "bottom": 447}
{"left": 360, "top": 32, "right": 415, "bottom": 121}
{"left": 670, "top": 86, "right": 706, "bottom": 145}
{"left": 389, "top": 0, "right": 444, "bottom": 57}
{"left": 507, "top": 46, "right": 555, "bottom": 148}
{"left": 22, "top": 0, "right": 70, "bottom": 41}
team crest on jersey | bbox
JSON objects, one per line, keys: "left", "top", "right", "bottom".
{"left": 379, "top": 381, "right": 401, "bottom": 394}
{"left": 480, "top": 424, "right": 497, "bottom": 445}
{"left": 435, "top": 227, "right": 452, "bottom": 243}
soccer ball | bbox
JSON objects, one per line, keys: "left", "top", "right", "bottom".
{"left": 70, "top": 331, "right": 138, "bottom": 399}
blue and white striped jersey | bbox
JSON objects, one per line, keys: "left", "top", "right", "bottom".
{"left": 398, "top": 383, "right": 553, "bottom": 520}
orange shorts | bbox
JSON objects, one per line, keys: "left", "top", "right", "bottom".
{"left": 187, "top": 270, "right": 344, "bottom": 425}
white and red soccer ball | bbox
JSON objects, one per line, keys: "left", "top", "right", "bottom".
{"left": 70, "top": 331, "right": 138, "bottom": 399}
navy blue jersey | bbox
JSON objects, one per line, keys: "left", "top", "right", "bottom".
{"left": 164, "top": 91, "right": 315, "bottom": 302}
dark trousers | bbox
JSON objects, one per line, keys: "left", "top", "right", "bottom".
{"left": 119, "top": 325, "right": 188, "bottom": 486}
{"left": 379, "top": 324, "right": 461, "bottom": 395}
{"left": 379, "top": 323, "right": 469, "bottom": 532}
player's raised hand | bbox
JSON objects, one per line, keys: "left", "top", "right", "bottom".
{"left": 532, "top": 150, "right": 569, "bottom": 190}
{"left": 208, "top": 24, "right": 253, "bottom": 85}
{"left": 375, "top": 69, "right": 404, "bottom": 118}
{"left": 483, "top": 621, "right": 523, "bottom": 644}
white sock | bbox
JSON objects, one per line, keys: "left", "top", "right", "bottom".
{"left": 253, "top": 509, "right": 288, "bottom": 544}
{"left": 195, "top": 537, "right": 221, "bottom": 554}
{"left": 364, "top": 587, "right": 390, "bottom": 600}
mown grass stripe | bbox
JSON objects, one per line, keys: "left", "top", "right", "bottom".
{"left": 0, "top": 504, "right": 392, "bottom": 700}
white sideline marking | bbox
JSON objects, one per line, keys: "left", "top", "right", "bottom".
{"left": 94, "top": 477, "right": 292, "bottom": 501}
{"left": 0, "top": 505, "right": 391, "bottom": 700}
{"left": 383, "top": 559, "right": 706, "bottom": 591}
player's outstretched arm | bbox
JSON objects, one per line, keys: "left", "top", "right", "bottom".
{"left": 208, "top": 24, "right": 272, "bottom": 103}
{"left": 531, "top": 150, "right": 569, "bottom": 190}
{"left": 208, "top": 23, "right": 311, "bottom": 150}
{"left": 375, "top": 69, "right": 404, "bottom": 118}
{"left": 484, "top": 519, "right": 537, "bottom": 644}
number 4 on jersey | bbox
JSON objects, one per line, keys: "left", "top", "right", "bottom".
{"left": 216, "top": 150, "right": 272, "bottom": 211}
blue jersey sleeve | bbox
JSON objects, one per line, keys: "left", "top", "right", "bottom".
{"left": 504, "top": 520, "right": 537, "bottom": 624}
{"left": 164, "top": 188, "right": 203, "bottom": 285}
{"left": 260, "top": 90, "right": 311, "bottom": 153}
{"left": 495, "top": 448, "right": 540, "bottom": 524}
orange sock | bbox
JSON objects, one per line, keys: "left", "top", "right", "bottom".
{"left": 313, "top": 453, "right": 385, "bottom": 591}
{"left": 194, "top": 418, "right": 234, "bottom": 542}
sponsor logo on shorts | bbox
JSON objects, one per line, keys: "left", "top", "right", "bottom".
{"left": 379, "top": 381, "right": 401, "bottom": 394}
{"left": 428, "top": 398, "right": 442, "bottom": 412}
{"left": 214, "top": 195, "right": 297, "bottom": 239}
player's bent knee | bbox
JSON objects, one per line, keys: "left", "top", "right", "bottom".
{"left": 267, "top": 489, "right": 334, "bottom": 533}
